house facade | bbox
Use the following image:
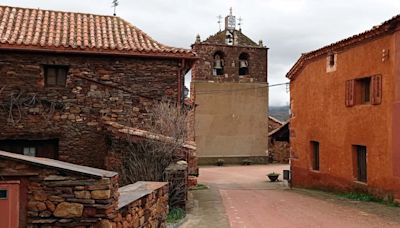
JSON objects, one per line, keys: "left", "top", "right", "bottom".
{"left": 287, "top": 15, "right": 400, "bottom": 201}
{"left": 0, "top": 5, "right": 196, "bottom": 169}
{"left": 191, "top": 9, "right": 269, "bottom": 164}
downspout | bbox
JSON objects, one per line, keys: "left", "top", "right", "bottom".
{"left": 177, "top": 59, "right": 186, "bottom": 109}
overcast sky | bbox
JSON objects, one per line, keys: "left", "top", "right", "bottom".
{"left": 2, "top": 0, "right": 400, "bottom": 106}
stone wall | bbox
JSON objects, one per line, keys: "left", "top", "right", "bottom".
{"left": 164, "top": 163, "right": 188, "bottom": 210}
{"left": 0, "top": 153, "right": 169, "bottom": 227}
{"left": 101, "top": 182, "right": 168, "bottom": 228}
{"left": 191, "top": 43, "right": 267, "bottom": 83}
{"left": 0, "top": 51, "right": 185, "bottom": 168}
{"left": 0, "top": 158, "right": 119, "bottom": 227}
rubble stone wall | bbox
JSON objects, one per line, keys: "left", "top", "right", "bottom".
{"left": 101, "top": 183, "right": 169, "bottom": 228}
{"left": 191, "top": 43, "right": 267, "bottom": 82}
{"left": 0, "top": 158, "right": 119, "bottom": 227}
{"left": 0, "top": 157, "right": 169, "bottom": 228}
{"left": 0, "top": 51, "right": 183, "bottom": 168}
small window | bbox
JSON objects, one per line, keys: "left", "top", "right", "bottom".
{"left": 0, "top": 189, "right": 7, "bottom": 199}
{"left": 311, "top": 141, "right": 320, "bottom": 171}
{"left": 355, "top": 77, "right": 371, "bottom": 104}
{"left": 23, "top": 147, "right": 36, "bottom": 157}
{"left": 44, "top": 65, "right": 68, "bottom": 87}
{"left": 326, "top": 53, "right": 337, "bottom": 72}
{"left": 354, "top": 145, "right": 367, "bottom": 182}
{"left": 328, "top": 54, "right": 335, "bottom": 67}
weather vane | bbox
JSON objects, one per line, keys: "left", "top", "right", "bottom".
{"left": 217, "top": 15, "right": 222, "bottom": 31}
{"left": 112, "top": 0, "right": 119, "bottom": 16}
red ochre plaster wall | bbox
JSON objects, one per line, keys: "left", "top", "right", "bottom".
{"left": 290, "top": 32, "right": 400, "bottom": 201}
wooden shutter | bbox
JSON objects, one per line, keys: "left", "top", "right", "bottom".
{"left": 371, "top": 74, "right": 382, "bottom": 105}
{"left": 345, "top": 80, "right": 355, "bottom": 107}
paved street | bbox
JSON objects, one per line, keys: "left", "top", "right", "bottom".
{"left": 184, "top": 165, "right": 400, "bottom": 228}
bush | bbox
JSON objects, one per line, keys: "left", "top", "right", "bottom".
{"left": 167, "top": 208, "right": 186, "bottom": 223}
{"left": 216, "top": 159, "right": 224, "bottom": 166}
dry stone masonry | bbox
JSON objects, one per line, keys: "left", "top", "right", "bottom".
{"left": 0, "top": 151, "right": 168, "bottom": 227}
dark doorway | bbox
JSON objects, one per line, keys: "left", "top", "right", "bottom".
{"left": 354, "top": 145, "right": 367, "bottom": 182}
{"left": 0, "top": 139, "right": 59, "bottom": 159}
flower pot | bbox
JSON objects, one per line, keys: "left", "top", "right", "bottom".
{"left": 267, "top": 174, "right": 280, "bottom": 182}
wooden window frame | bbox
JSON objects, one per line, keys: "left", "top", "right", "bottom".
{"left": 345, "top": 75, "right": 382, "bottom": 107}
{"left": 44, "top": 65, "right": 69, "bottom": 87}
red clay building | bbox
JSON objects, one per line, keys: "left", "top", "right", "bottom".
{"left": 287, "top": 15, "right": 400, "bottom": 202}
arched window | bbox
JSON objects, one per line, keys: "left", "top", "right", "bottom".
{"left": 213, "top": 51, "right": 224, "bottom": 76}
{"left": 239, "top": 53, "right": 249, "bottom": 76}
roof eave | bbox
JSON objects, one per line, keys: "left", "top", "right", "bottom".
{"left": 0, "top": 45, "right": 198, "bottom": 60}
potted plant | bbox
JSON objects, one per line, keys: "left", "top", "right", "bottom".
{"left": 267, "top": 172, "right": 280, "bottom": 182}
{"left": 216, "top": 159, "right": 225, "bottom": 166}
{"left": 241, "top": 159, "right": 253, "bottom": 166}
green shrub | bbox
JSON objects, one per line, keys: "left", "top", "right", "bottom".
{"left": 167, "top": 208, "right": 186, "bottom": 223}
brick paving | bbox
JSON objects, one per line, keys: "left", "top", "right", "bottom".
{"left": 185, "top": 165, "right": 400, "bottom": 228}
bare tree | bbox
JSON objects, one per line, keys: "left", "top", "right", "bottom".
{"left": 118, "top": 99, "right": 189, "bottom": 185}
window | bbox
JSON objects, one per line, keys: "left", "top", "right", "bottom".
{"left": 239, "top": 53, "right": 249, "bottom": 76}
{"left": 23, "top": 147, "right": 36, "bottom": 157}
{"left": 345, "top": 75, "right": 382, "bottom": 107}
{"left": 0, "top": 139, "right": 59, "bottom": 159}
{"left": 213, "top": 52, "right": 224, "bottom": 76}
{"left": 326, "top": 53, "right": 337, "bottom": 72}
{"left": 356, "top": 77, "right": 371, "bottom": 104}
{"left": 311, "top": 141, "right": 320, "bottom": 171}
{"left": 354, "top": 145, "right": 367, "bottom": 182}
{"left": 0, "top": 189, "right": 7, "bottom": 199}
{"left": 44, "top": 65, "right": 68, "bottom": 87}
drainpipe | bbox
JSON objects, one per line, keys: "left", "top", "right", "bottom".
{"left": 177, "top": 59, "right": 186, "bottom": 109}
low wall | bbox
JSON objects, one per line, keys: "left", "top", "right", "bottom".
{"left": 99, "top": 182, "right": 169, "bottom": 228}
{"left": 0, "top": 151, "right": 169, "bottom": 228}
{"left": 0, "top": 158, "right": 119, "bottom": 227}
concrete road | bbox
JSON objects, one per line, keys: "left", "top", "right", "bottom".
{"left": 184, "top": 165, "right": 400, "bottom": 228}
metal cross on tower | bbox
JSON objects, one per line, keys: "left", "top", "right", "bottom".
{"left": 217, "top": 15, "right": 223, "bottom": 31}
{"left": 238, "top": 17, "right": 243, "bottom": 30}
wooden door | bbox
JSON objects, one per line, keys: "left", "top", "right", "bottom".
{"left": 0, "top": 181, "right": 20, "bottom": 228}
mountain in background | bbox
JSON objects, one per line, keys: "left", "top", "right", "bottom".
{"left": 269, "top": 105, "right": 290, "bottom": 122}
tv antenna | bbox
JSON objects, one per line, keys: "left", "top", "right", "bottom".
{"left": 112, "top": 0, "right": 119, "bottom": 16}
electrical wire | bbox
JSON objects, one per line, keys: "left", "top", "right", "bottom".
{"left": 194, "top": 82, "right": 289, "bottom": 95}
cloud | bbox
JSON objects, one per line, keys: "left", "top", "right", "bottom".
{"left": 2, "top": 0, "right": 400, "bottom": 106}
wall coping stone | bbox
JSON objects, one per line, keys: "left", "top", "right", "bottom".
{"left": 0, "top": 150, "right": 118, "bottom": 178}
{"left": 118, "top": 181, "right": 167, "bottom": 209}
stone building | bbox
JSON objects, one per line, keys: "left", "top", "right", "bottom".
{"left": 0, "top": 5, "right": 196, "bottom": 170}
{"left": 287, "top": 15, "right": 400, "bottom": 202}
{"left": 268, "top": 116, "right": 289, "bottom": 163}
{"left": 191, "top": 9, "right": 269, "bottom": 164}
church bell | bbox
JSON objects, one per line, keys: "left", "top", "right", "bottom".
{"left": 239, "top": 60, "right": 248, "bottom": 68}
{"left": 214, "top": 59, "right": 223, "bottom": 69}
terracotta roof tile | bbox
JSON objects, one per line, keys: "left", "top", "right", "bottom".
{"left": 0, "top": 5, "right": 195, "bottom": 58}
